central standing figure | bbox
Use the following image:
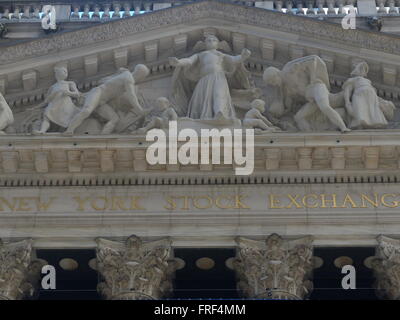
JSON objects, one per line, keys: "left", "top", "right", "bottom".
{"left": 169, "top": 35, "right": 252, "bottom": 120}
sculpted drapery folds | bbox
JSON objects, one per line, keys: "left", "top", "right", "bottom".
{"left": 0, "top": 91, "right": 13, "bottom": 134}
{"left": 263, "top": 55, "right": 351, "bottom": 133}
{"left": 64, "top": 64, "right": 150, "bottom": 135}
{"left": 169, "top": 35, "right": 253, "bottom": 120}
{"left": 343, "top": 61, "right": 395, "bottom": 129}
{"left": 96, "top": 235, "right": 177, "bottom": 300}
{"left": 33, "top": 66, "right": 81, "bottom": 134}
{"left": 0, "top": 239, "right": 43, "bottom": 300}
{"left": 0, "top": 51, "right": 398, "bottom": 135}
{"left": 233, "top": 234, "right": 314, "bottom": 300}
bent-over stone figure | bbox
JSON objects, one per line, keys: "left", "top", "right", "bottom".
{"left": 243, "top": 99, "right": 281, "bottom": 132}
{"left": 0, "top": 91, "right": 13, "bottom": 134}
{"left": 263, "top": 55, "right": 350, "bottom": 133}
{"left": 33, "top": 66, "right": 81, "bottom": 134}
{"left": 169, "top": 35, "right": 252, "bottom": 120}
{"left": 65, "top": 64, "right": 150, "bottom": 135}
{"left": 136, "top": 97, "right": 178, "bottom": 134}
{"left": 343, "top": 61, "right": 395, "bottom": 129}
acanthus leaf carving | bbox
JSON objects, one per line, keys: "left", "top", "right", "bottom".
{"left": 96, "top": 235, "right": 177, "bottom": 300}
{"left": 371, "top": 235, "right": 400, "bottom": 300}
{"left": 233, "top": 234, "right": 314, "bottom": 300}
{"left": 0, "top": 238, "right": 43, "bottom": 300}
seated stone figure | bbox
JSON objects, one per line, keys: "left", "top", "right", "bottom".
{"left": 0, "top": 91, "right": 13, "bottom": 134}
{"left": 343, "top": 61, "right": 395, "bottom": 129}
{"left": 136, "top": 97, "right": 178, "bottom": 134}
{"left": 243, "top": 99, "right": 281, "bottom": 132}
{"left": 33, "top": 66, "right": 81, "bottom": 134}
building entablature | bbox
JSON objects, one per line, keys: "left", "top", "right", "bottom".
{"left": 0, "top": 131, "right": 399, "bottom": 186}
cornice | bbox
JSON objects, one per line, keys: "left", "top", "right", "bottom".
{"left": 0, "top": 131, "right": 400, "bottom": 186}
{"left": 1, "top": 0, "right": 400, "bottom": 66}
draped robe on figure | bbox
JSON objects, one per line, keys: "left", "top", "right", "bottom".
{"left": 170, "top": 49, "right": 252, "bottom": 120}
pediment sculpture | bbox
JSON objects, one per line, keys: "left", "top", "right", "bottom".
{"left": 0, "top": 91, "right": 13, "bottom": 134}
{"left": 168, "top": 34, "right": 253, "bottom": 121}
{"left": 263, "top": 56, "right": 396, "bottom": 133}
{"left": 0, "top": 41, "right": 398, "bottom": 135}
{"left": 343, "top": 61, "right": 395, "bottom": 129}
{"left": 29, "top": 64, "right": 150, "bottom": 135}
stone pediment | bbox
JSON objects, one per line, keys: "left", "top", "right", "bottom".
{"left": 1, "top": 0, "right": 400, "bottom": 64}
{"left": 0, "top": 0, "right": 399, "bottom": 186}
{"left": 1, "top": 0, "right": 400, "bottom": 104}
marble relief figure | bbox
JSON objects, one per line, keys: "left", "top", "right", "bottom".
{"left": 0, "top": 91, "right": 13, "bottom": 134}
{"left": 263, "top": 55, "right": 351, "bottom": 133}
{"left": 136, "top": 97, "right": 178, "bottom": 134}
{"left": 243, "top": 99, "right": 281, "bottom": 132}
{"left": 169, "top": 35, "right": 252, "bottom": 121}
{"left": 33, "top": 66, "right": 81, "bottom": 134}
{"left": 20, "top": 51, "right": 398, "bottom": 136}
{"left": 343, "top": 61, "right": 395, "bottom": 129}
{"left": 64, "top": 64, "right": 150, "bottom": 135}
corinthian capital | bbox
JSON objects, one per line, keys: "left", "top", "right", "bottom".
{"left": 234, "top": 234, "right": 314, "bottom": 299}
{"left": 0, "top": 239, "right": 43, "bottom": 300}
{"left": 371, "top": 235, "right": 400, "bottom": 300}
{"left": 96, "top": 235, "right": 177, "bottom": 300}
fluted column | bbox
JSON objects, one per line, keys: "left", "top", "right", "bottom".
{"left": 371, "top": 235, "right": 400, "bottom": 300}
{"left": 96, "top": 235, "right": 177, "bottom": 300}
{"left": 0, "top": 239, "right": 43, "bottom": 300}
{"left": 233, "top": 234, "right": 314, "bottom": 300}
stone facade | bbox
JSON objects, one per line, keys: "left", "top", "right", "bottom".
{"left": 0, "top": 0, "right": 400, "bottom": 300}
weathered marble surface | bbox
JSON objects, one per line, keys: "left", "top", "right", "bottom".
{"left": 263, "top": 55, "right": 350, "bottom": 133}
{"left": 169, "top": 35, "right": 252, "bottom": 120}
{"left": 64, "top": 64, "right": 150, "bottom": 135}
{"left": 96, "top": 235, "right": 177, "bottom": 300}
{"left": 33, "top": 66, "right": 81, "bottom": 134}
{"left": 0, "top": 91, "right": 13, "bottom": 134}
{"left": 0, "top": 239, "right": 43, "bottom": 300}
{"left": 234, "top": 234, "right": 314, "bottom": 299}
{"left": 343, "top": 62, "right": 395, "bottom": 129}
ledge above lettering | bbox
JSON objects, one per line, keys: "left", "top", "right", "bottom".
{"left": 0, "top": 130, "right": 397, "bottom": 186}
